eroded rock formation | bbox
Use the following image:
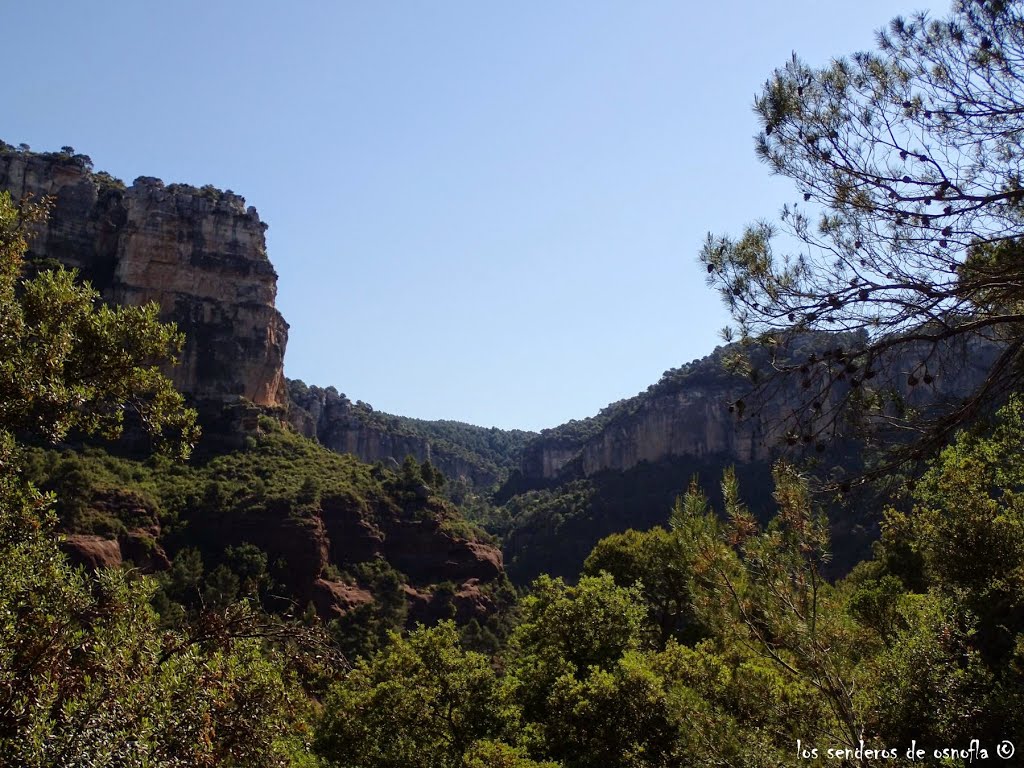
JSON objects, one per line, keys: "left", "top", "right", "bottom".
{"left": 521, "top": 337, "right": 1000, "bottom": 482}
{"left": 5, "top": 145, "right": 510, "bottom": 626}
{"left": 0, "top": 149, "right": 288, "bottom": 408}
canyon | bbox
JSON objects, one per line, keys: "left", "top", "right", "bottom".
{"left": 4, "top": 143, "right": 998, "bottom": 595}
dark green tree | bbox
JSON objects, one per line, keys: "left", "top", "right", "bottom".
{"left": 315, "top": 622, "right": 512, "bottom": 768}
{"left": 504, "top": 575, "right": 688, "bottom": 768}
{"left": 0, "top": 192, "right": 198, "bottom": 454}
{"left": 862, "top": 396, "right": 1024, "bottom": 747}
{"left": 674, "top": 468, "right": 876, "bottom": 764}
{"left": 583, "top": 526, "right": 706, "bottom": 648}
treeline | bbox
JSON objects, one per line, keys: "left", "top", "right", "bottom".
{"left": 288, "top": 378, "right": 537, "bottom": 483}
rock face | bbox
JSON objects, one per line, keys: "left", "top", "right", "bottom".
{"left": 311, "top": 579, "right": 375, "bottom": 619}
{"left": 404, "top": 579, "right": 498, "bottom": 625}
{"left": 519, "top": 439, "right": 580, "bottom": 480}
{"left": 4, "top": 145, "right": 511, "bottom": 629}
{"left": 287, "top": 382, "right": 501, "bottom": 486}
{"left": 318, "top": 489, "right": 504, "bottom": 587}
{"left": 61, "top": 535, "right": 124, "bottom": 570}
{"left": 521, "top": 336, "right": 1000, "bottom": 483}
{"left": 520, "top": 366, "right": 778, "bottom": 483}
{"left": 61, "top": 530, "right": 171, "bottom": 573}
{"left": 570, "top": 384, "right": 780, "bottom": 476}
{"left": 0, "top": 149, "right": 288, "bottom": 408}
{"left": 57, "top": 487, "right": 172, "bottom": 573}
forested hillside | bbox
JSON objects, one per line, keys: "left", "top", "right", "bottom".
{"left": 287, "top": 378, "right": 536, "bottom": 488}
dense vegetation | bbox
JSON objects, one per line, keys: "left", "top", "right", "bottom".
{"left": 0, "top": 190, "right": 322, "bottom": 766}
{"left": 497, "top": 456, "right": 777, "bottom": 584}
{"left": 6, "top": 1, "right": 1024, "bottom": 764}
{"left": 311, "top": 400, "right": 1024, "bottom": 765}
{"left": 0, "top": 190, "right": 505, "bottom": 764}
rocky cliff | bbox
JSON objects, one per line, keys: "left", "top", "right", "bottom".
{"left": 519, "top": 349, "right": 776, "bottom": 483}
{"left": 0, "top": 144, "right": 533, "bottom": 480}
{"left": 521, "top": 335, "right": 1000, "bottom": 483}
{"left": 6, "top": 144, "right": 511, "bottom": 629}
{"left": 288, "top": 380, "right": 534, "bottom": 487}
{"left": 0, "top": 147, "right": 288, "bottom": 408}
{"left": 500, "top": 335, "right": 1002, "bottom": 585}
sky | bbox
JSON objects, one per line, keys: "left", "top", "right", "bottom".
{"left": 4, "top": 1, "right": 948, "bottom": 431}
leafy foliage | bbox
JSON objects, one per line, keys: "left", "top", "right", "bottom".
{"left": 320, "top": 394, "right": 1024, "bottom": 765}
{"left": 0, "top": 478, "right": 315, "bottom": 766}
{"left": 316, "top": 622, "right": 512, "bottom": 768}
{"left": 584, "top": 526, "right": 708, "bottom": 648}
{"left": 499, "top": 456, "right": 777, "bottom": 584}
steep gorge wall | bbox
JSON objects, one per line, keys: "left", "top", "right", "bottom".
{"left": 0, "top": 147, "right": 505, "bottom": 481}
{"left": 522, "top": 338, "right": 1000, "bottom": 483}
{"left": 288, "top": 383, "right": 502, "bottom": 487}
{"left": 572, "top": 384, "right": 776, "bottom": 475}
{"left": 520, "top": 381, "right": 776, "bottom": 481}
{"left": 0, "top": 149, "right": 288, "bottom": 408}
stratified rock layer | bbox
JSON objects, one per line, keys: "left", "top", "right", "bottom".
{"left": 520, "top": 337, "right": 1000, "bottom": 482}
{"left": 0, "top": 150, "right": 288, "bottom": 408}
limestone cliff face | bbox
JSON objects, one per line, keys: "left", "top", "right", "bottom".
{"left": 523, "top": 337, "right": 999, "bottom": 482}
{"left": 288, "top": 382, "right": 502, "bottom": 486}
{"left": 0, "top": 149, "right": 288, "bottom": 408}
{"left": 521, "top": 382, "right": 775, "bottom": 482}
{"left": 572, "top": 386, "right": 775, "bottom": 476}
{"left": 519, "top": 440, "right": 579, "bottom": 480}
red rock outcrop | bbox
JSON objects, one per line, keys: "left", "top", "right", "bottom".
{"left": 119, "top": 530, "right": 172, "bottom": 572}
{"left": 403, "top": 578, "right": 497, "bottom": 625}
{"left": 226, "top": 509, "right": 331, "bottom": 601}
{"left": 320, "top": 492, "right": 386, "bottom": 564}
{"left": 311, "top": 579, "right": 375, "bottom": 618}
{"left": 61, "top": 535, "right": 124, "bottom": 570}
{"left": 58, "top": 531, "right": 172, "bottom": 574}
{"left": 450, "top": 578, "right": 497, "bottom": 622}
{"left": 382, "top": 517, "right": 503, "bottom": 584}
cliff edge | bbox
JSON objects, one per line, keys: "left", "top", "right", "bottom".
{"left": 0, "top": 146, "right": 288, "bottom": 408}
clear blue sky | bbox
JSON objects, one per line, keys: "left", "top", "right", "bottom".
{"left": 5, "top": 1, "right": 946, "bottom": 430}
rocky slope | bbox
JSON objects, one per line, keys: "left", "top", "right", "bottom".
{"left": 0, "top": 146, "right": 288, "bottom": 409}
{"left": 497, "top": 333, "right": 1002, "bottom": 583}
{"left": 36, "top": 424, "right": 509, "bottom": 626}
